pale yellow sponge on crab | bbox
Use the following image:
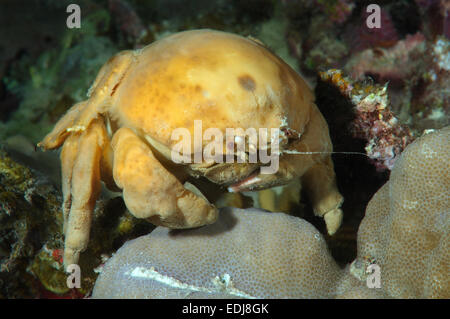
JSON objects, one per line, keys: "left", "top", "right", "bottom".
{"left": 38, "top": 29, "right": 343, "bottom": 268}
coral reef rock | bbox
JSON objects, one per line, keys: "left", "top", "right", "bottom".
{"left": 0, "top": 143, "right": 153, "bottom": 297}
{"left": 0, "top": 146, "right": 63, "bottom": 298}
{"left": 319, "top": 69, "right": 414, "bottom": 171}
{"left": 351, "top": 126, "right": 449, "bottom": 298}
{"left": 335, "top": 266, "right": 390, "bottom": 299}
{"left": 92, "top": 207, "right": 343, "bottom": 299}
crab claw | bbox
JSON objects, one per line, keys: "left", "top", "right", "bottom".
{"left": 228, "top": 154, "right": 344, "bottom": 236}
{"left": 227, "top": 165, "right": 293, "bottom": 193}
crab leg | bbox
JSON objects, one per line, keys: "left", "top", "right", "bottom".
{"left": 60, "top": 133, "right": 79, "bottom": 234}
{"left": 62, "top": 120, "right": 107, "bottom": 268}
{"left": 38, "top": 50, "right": 133, "bottom": 151}
{"left": 301, "top": 156, "right": 343, "bottom": 235}
{"left": 38, "top": 101, "right": 88, "bottom": 150}
{"left": 228, "top": 105, "right": 343, "bottom": 234}
{"left": 111, "top": 127, "right": 218, "bottom": 228}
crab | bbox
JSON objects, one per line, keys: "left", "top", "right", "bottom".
{"left": 38, "top": 29, "right": 344, "bottom": 268}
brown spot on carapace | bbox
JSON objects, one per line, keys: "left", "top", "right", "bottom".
{"left": 238, "top": 74, "right": 256, "bottom": 91}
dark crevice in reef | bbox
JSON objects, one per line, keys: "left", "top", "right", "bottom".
{"left": 313, "top": 78, "right": 390, "bottom": 266}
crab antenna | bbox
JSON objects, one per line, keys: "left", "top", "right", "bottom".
{"left": 282, "top": 150, "right": 369, "bottom": 157}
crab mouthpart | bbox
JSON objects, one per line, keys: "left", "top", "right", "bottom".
{"left": 227, "top": 169, "right": 262, "bottom": 193}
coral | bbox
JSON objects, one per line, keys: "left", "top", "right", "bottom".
{"left": 415, "top": 0, "right": 439, "bottom": 8}
{"left": 344, "top": 33, "right": 427, "bottom": 83}
{"left": 0, "top": 9, "right": 117, "bottom": 144}
{"left": 303, "top": 27, "right": 349, "bottom": 71}
{"left": 93, "top": 127, "right": 449, "bottom": 299}
{"left": 319, "top": 69, "right": 414, "bottom": 171}
{"left": 345, "top": 7, "right": 399, "bottom": 53}
{"left": 285, "top": 1, "right": 446, "bottom": 135}
{"left": 432, "top": 37, "right": 450, "bottom": 71}
{"left": 0, "top": 143, "right": 153, "bottom": 297}
{"left": 92, "top": 207, "right": 343, "bottom": 299}
{"left": 0, "top": 0, "right": 67, "bottom": 80}
{"left": 282, "top": 0, "right": 353, "bottom": 73}
{"left": 293, "top": 12, "right": 350, "bottom": 72}
{"left": 282, "top": 0, "right": 354, "bottom": 26}
{"left": 415, "top": 0, "right": 450, "bottom": 38}
{"left": 30, "top": 245, "right": 73, "bottom": 295}
{"left": 1, "top": 0, "right": 447, "bottom": 299}
{"left": 0, "top": 146, "right": 63, "bottom": 297}
{"left": 351, "top": 127, "right": 449, "bottom": 298}
{"left": 316, "top": 0, "right": 355, "bottom": 25}
{"left": 410, "top": 36, "right": 450, "bottom": 131}
{"left": 108, "top": 0, "right": 150, "bottom": 47}
{"left": 343, "top": 32, "right": 449, "bottom": 133}
{"left": 335, "top": 266, "right": 390, "bottom": 299}
{"left": 254, "top": 4, "right": 299, "bottom": 71}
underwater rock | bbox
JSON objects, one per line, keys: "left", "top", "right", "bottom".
{"left": 303, "top": 20, "right": 349, "bottom": 72}
{"left": 343, "top": 33, "right": 449, "bottom": 133}
{"left": 335, "top": 266, "right": 390, "bottom": 299}
{"left": 293, "top": 12, "right": 350, "bottom": 73}
{"left": 0, "top": 9, "right": 118, "bottom": 145}
{"left": 344, "top": 33, "right": 427, "bottom": 83}
{"left": 92, "top": 207, "right": 343, "bottom": 299}
{"left": 282, "top": 0, "right": 354, "bottom": 26}
{"left": 0, "top": 144, "right": 153, "bottom": 297}
{"left": 1, "top": 0, "right": 447, "bottom": 299}
{"left": 409, "top": 36, "right": 450, "bottom": 131}
{"left": 0, "top": 0, "right": 66, "bottom": 81}
{"left": 351, "top": 126, "right": 449, "bottom": 298}
{"left": 415, "top": 0, "right": 450, "bottom": 39}
{"left": 344, "top": 6, "right": 399, "bottom": 53}
{"left": 282, "top": 0, "right": 353, "bottom": 73}
{"left": 108, "top": 0, "right": 150, "bottom": 47}
{"left": 317, "top": 0, "right": 355, "bottom": 25}
{"left": 0, "top": 146, "right": 63, "bottom": 297}
{"left": 319, "top": 69, "right": 414, "bottom": 171}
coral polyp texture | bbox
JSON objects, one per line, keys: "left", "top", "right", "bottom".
{"left": 92, "top": 207, "right": 343, "bottom": 299}
{"left": 351, "top": 126, "right": 449, "bottom": 298}
{"left": 334, "top": 264, "right": 392, "bottom": 299}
